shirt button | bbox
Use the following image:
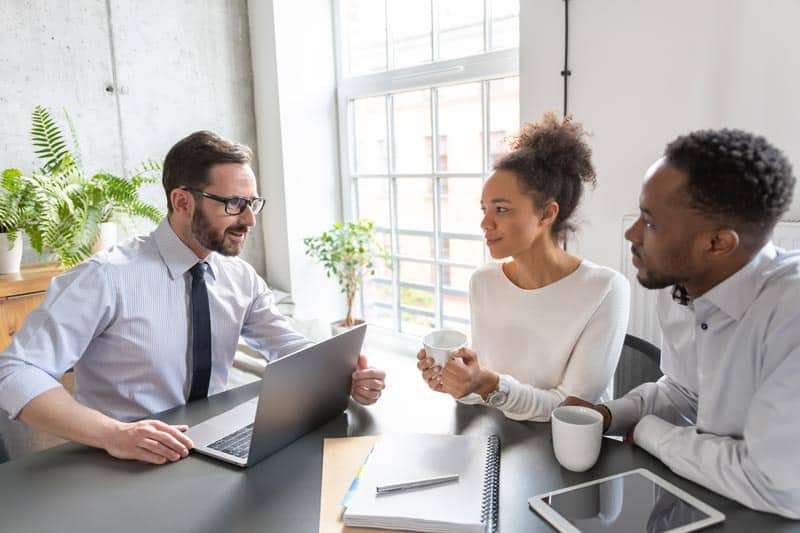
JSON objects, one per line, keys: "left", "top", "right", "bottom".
{"left": 700, "top": 323, "right": 708, "bottom": 330}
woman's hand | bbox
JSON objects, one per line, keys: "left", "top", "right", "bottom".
{"left": 440, "top": 347, "right": 499, "bottom": 400}
{"left": 416, "top": 348, "right": 445, "bottom": 392}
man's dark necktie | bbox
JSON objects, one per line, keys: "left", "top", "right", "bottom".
{"left": 188, "top": 262, "right": 211, "bottom": 401}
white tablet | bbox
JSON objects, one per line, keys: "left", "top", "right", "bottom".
{"left": 528, "top": 468, "right": 725, "bottom": 533}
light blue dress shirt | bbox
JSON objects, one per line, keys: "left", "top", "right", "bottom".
{"left": 605, "top": 242, "right": 800, "bottom": 518}
{"left": 0, "top": 220, "right": 311, "bottom": 421}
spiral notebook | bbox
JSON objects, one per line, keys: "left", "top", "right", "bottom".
{"left": 342, "top": 433, "right": 501, "bottom": 533}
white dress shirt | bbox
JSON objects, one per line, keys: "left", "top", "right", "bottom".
{"left": 459, "top": 261, "right": 630, "bottom": 421}
{"left": 0, "top": 220, "right": 311, "bottom": 421}
{"left": 605, "top": 242, "right": 800, "bottom": 518}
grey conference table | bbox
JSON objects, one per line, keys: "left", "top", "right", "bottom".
{"left": 1, "top": 349, "right": 798, "bottom": 533}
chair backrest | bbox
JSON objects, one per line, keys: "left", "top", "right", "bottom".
{"left": 0, "top": 432, "right": 8, "bottom": 463}
{"left": 614, "top": 334, "right": 663, "bottom": 398}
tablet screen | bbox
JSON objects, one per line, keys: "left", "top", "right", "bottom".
{"left": 539, "top": 471, "right": 711, "bottom": 532}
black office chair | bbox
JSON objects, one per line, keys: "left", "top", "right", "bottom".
{"left": 614, "top": 334, "right": 662, "bottom": 398}
{"left": 0, "top": 433, "right": 8, "bottom": 464}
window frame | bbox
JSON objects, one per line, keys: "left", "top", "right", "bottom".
{"left": 333, "top": 0, "right": 519, "bottom": 333}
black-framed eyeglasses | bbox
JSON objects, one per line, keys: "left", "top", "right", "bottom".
{"left": 182, "top": 187, "right": 266, "bottom": 215}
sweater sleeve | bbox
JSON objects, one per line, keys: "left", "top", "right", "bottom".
{"left": 497, "top": 274, "right": 630, "bottom": 421}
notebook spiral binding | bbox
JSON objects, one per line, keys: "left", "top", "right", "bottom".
{"left": 480, "top": 434, "right": 501, "bottom": 533}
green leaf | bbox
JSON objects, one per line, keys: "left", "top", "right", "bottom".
{"left": 303, "top": 218, "right": 391, "bottom": 321}
{"left": 31, "top": 105, "right": 77, "bottom": 174}
{"left": 17, "top": 105, "right": 164, "bottom": 267}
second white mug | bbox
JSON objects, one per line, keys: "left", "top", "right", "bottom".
{"left": 551, "top": 405, "right": 603, "bottom": 472}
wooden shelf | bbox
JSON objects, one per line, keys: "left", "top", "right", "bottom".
{"left": 0, "top": 263, "right": 63, "bottom": 298}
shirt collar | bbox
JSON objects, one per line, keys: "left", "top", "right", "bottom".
{"left": 153, "top": 219, "right": 219, "bottom": 280}
{"left": 694, "top": 242, "right": 778, "bottom": 320}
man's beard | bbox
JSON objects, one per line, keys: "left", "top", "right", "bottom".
{"left": 191, "top": 208, "right": 247, "bottom": 256}
{"left": 632, "top": 248, "right": 685, "bottom": 290}
{"left": 636, "top": 272, "right": 676, "bottom": 290}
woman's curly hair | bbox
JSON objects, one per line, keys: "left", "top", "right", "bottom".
{"left": 495, "top": 112, "right": 596, "bottom": 241}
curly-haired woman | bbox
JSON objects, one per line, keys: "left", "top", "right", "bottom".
{"left": 417, "top": 112, "right": 630, "bottom": 421}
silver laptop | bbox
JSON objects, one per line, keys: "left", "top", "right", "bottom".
{"left": 186, "top": 323, "right": 367, "bottom": 467}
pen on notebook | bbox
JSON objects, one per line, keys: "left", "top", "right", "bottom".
{"left": 375, "top": 474, "right": 460, "bottom": 494}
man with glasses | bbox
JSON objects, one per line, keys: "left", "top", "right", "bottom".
{"left": 0, "top": 130, "right": 386, "bottom": 465}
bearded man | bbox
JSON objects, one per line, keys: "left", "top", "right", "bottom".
{"left": 0, "top": 131, "right": 386, "bottom": 465}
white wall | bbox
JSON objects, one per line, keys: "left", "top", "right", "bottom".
{"left": 520, "top": 0, "right": 800, "bottom": 273}
{"left": 0, "top": 0, "right": 265, "bottom": 273}
{"left": 248, "top": 0, "right": 344, "bottom": 321}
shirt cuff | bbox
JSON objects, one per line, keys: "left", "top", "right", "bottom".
{"left": 633, "top": 414, "right": 677, "bottom": 459}
{"left": 456, "top": 392, "right": 484, "bottom": 405}
{"left": 492, "top": 373, "right": 515, "bottom": 407}
{"left": 0, "top": 366, "right": 62, "bottom": 419}
{"left": 604, "top": 396, "right": 641, "bottom": 436}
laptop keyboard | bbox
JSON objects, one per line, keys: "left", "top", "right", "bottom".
{"left": 208, "top": 423, "right": 254, "bottom": 459}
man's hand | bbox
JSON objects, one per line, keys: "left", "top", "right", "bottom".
{"left": 351, "top": 355, "right": 386, "bottom": 405}
{"left": 416, "top": 348, "right": 445, "bottom": 392}
{"left": 102, "top": 419, "right": 194, "bottom": 465}
{"left": 560, "top": 396, "right": 612, "bottom": 432}
{"left": 19, "top": 387, "right": 193, "bottom": 466}
{"left": 440, "top": 347, "right": 498, "bottom": 400}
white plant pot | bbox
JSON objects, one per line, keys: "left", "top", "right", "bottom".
{"left": 91, "top": 222, "right": 118, "bottom": 254}
{"left": 0, "top": 231, "right": 23, "bottom": 274}
{"left": 331, "top": 318, "right": 365, "bottom": 336}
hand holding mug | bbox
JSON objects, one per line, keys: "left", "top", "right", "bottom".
{"left": 416, "top": 348, "right": 444, "bottom": 392}
{"left": 560, "top": 396, "right": 612, "bottom": 432}
{"left": 416, "top": 329, "right": 467, "bottom": 392}
{"left": 422, "top": 329, "right": 467, "bottom": 369}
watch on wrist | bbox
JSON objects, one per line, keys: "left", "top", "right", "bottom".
{"left": 486, "top": 377, "right": 509, "bottom": 407}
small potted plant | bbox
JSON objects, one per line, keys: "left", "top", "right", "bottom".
{"left": 304, "top": 219, "right": 388, "bottom": 334}
{"left": 85, "top": 168, "right": 164, "bottom": 253}
{"left": 0, "top": 169, "right": 32, "bottom": 274}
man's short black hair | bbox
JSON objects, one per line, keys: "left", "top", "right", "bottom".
{"left": 665, "top": 128, "right": 795, "bottom": 248}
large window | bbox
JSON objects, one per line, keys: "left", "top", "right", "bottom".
{"left": 335, "top": 0, "right": 519, "bottom": 335}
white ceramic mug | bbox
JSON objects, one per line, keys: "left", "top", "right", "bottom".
{"left": 422, "top": 329, "right": 467, "bottom": 369}
{"left": 551, "top": 405, "right": 604, "bottom": 472}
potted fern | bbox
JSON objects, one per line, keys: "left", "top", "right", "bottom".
{"left": 86, "top": 169, "right": 164, "bottom": 253}
{"left": 23, "top": 106, "right": 164, "bottom": 267}
{"left": 304, "top": 219, "right": 388, "bottom": 334}
{"left": 0, "top": 169, "right": 31, "bottom": 274}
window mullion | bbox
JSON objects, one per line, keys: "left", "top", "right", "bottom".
{"left": 386, "top": 94, "right": 401, "bottom": 331}
{"left": 431, "top": 87, "right": 443, "bottom": 329}
{"left": 338, "top": 48, "right": 518, "bottom": 100}
{"left": 354, "top": 176, "right": 364, "bottom": 319}
{"left": 431, "top": 0, "right": 439, "bottom": 62}
{"left": 385, "top": 0, "right": 393, "bottom": 71}
{"left": 482, "top": 80, "right": 490, "bottom": 174}
{"left": 484, "top": 0, "right": 492, "bottom": 51}
{"left": 482, "top": 79, "right": 491, "bottom": 266}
